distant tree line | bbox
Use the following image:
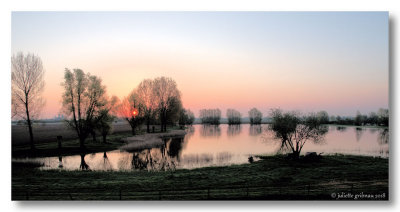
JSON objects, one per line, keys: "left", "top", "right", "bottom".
{"left": 226, "top": 109, "right": 242, "bottom": 125}
{"left": 248, "top": 108, "right": 263, "bottom": 125}
{"left": 200, "top": 109, "right": 221, "bottom": 125}
{"left": 329, "top": 108, "right": 389, "bottom": 127}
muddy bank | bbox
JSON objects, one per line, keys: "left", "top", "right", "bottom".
{"left": 120, "top": 130, "right": 186, "bottom": 151}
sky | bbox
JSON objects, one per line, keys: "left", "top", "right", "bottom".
{"left": 11, "top": 12, "right": 389, "bottom": 119}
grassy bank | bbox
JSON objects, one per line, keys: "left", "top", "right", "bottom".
{"left": 12, "top": 154, "right": 388, "bottom": 200}
{"left": 12, "top": 126, "right": 185, "bottom": 158}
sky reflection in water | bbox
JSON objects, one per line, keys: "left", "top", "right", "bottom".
{"left": 15, "top": 124, "right": 388, "bottom": 171}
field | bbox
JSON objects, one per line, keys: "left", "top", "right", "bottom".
{"left": 12, "top": 154, "right": 388, "bottom": 200}
{"left": 12, "top": 121, "right": 133, "bottom": 146}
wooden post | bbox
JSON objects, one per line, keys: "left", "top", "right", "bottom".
{"left": 57, "top": 136, "right": 63, "bottom": 149}
{"left": 159, "top": 191, "right": 162, "bottom": 200}
{"left": 207, "top": 188, "right": 210, "bottom": 199}
{"left": 119, "top": 189, "right": 122, "bottom": 200}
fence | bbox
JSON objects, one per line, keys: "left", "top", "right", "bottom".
{"left": 12, "top": 181, "right": 388, "bottom": 200}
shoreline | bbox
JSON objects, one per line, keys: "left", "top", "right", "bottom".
{"left": 12, "top": 154, "right": 388, "bottom": 200}
{"left": 120, "top": 130, "right": 186, "bottom": 152}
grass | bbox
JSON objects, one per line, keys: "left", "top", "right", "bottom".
{"left": 12, "top": 133, "right": 130, "bottom": 158}
{"left": 12, "top": 154, "right": 388, "bottom": 200}
{"left": 12, "top": 125, "right": 185, "bottom": 158}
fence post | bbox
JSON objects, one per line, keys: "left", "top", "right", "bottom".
{"left": 26, "top": 191, "right": 29, "bottom": 200}
{"left": 159, "top": 191, "right": 162, "bottom": 200}
{"left": 57, "top": 136, "right": 63, "bottom": 149}
{"left": 350, "top": 184, "right": 354, "bottom": 193}
{"left": 246, "top": 186, "right": 249, "bottom": 197}
{"left": 69, "top": 193, "right": 73, "bottom": 200}
{"left": 119, "top": 189, "right": 122, "bottom": 200}
{"left": 307, "top": 184, "right": 310, "bottom": 195}
{"left": 207, "top": 188, "right": 210, "bottom": 199}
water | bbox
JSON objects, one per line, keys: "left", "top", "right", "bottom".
{"left": 14, "top": 124, "right": 388, "bottom": 171}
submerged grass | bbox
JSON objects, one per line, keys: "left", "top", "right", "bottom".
{"left": 12, "top": 154, "right": 388, "bottom": 200}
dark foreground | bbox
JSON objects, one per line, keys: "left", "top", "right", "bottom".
{"left": 12, "top": 155, "right": 388, "bottom": 200}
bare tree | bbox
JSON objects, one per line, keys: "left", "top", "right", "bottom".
{"left": 268, "top": 109, "right": 328, "bottom": 159}
{"left": 117, "top": 90, "right": 145, "bottom": 135}
{"left": 11, "top": 52, "right": 45, "bottom": 150}
{"left": 95, "top": 95, "right": 119, "bottom": 143}
{"left": 152, "top": 77, "right": 181, "bottom": 132}
{"left": 199, "top": 109, "right": 221, "bottom": 125}
{"left": 61, "top": 69, "right": 107, "bottom": 148}
{"left": 179, "top": 108, "right": 195, "bottom": 126}
{"left": 227, "top": 109, "right": 242, "bottom": 125}
{"left": 136, "top": 79, "right": 156, "bottom": 133}
{"left": 248, "top": 108, "right": 262, "bottom": 125}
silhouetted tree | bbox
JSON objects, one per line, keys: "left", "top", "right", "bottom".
{"left": 268, "top": 109, "right": 328, "bottom": 159}
{"left": 61, "top": 69, "right": 107, "bottom": 148}
{"left": 316, "top": 111, "right": 329, "bottom": 124}
{"left": 355, "top": 111, "right": 368, "bottom": 126}
{"left": 117, "top": 90, "right": 145, "bottom": 135}
{"left": 248, "top": 108, "right": 262, "bottom": 125}
{"left": 227, "top": 109, "right": 242, "bottom": 125}
{"left": 377, "top": 108, "right": 389, "bottom": 126}
{"left": 165, "top": 96, "right": 183, "bottom": 126}
{"left": 136, "top": 79, "right": 157, "bottom": 133}
{"left": 95, "top": 96, "right": 118, "bottom": 143}
{"left": 152, "top": 77, "right": 182, "bottom": 132}
{"left": 179, "top": 108, "right": 195, "bottom": 126}
{"left": 199, "top": 108, "right": 221, "bottom": 125}
{"left": 367, "top": 112, "right": 379, "bottom": 125}
{"left": 11, "top": 52, "right": 45, "bottom": 150}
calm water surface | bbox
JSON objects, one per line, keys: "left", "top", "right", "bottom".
{"left": 14, "top": 124, "right": 388, "bottom": 171}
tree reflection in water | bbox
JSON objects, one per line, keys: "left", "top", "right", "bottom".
{"left": 79, "top": 153, "right": 89, "bottom": 170}
{"left": 58, "top": 156, "right": 63, "bottom": 168}
{"left": 249, "top": 125, "right": 262, "bottom": 136}
{"left": 101, "top": 152, "right": 113, "bottom": 170}
{"left": 227, "top": 125, "right": 241, "bottom": 137}
{"left": 355, "top": 127, "right": 364, "bottom": 142}
{"left": 130, "top": 136, "right": 186, "bottom": 171}
{"left": 200, "top": 125, "right": 221, "bottom": 137}
{"left": 378, "top": 128, "right": 389, "bottom": 145}
{"left": 336, "top": 126, "right": 347, "bottom": 132}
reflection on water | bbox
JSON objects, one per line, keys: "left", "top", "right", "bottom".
{"left": 15, "top": 124, "right": 389, "bottom": 171}
{"left": 227, "top": 125, "right": 241, "bottom": 137}
{"left": 200, "top": 125, "right": 221, "bottom": 137}
{"left": 80, "top": 154, "right": 89, "bottom": 170}
{"left": 378, "top": 128, "right": 389, "bottom": 145}
{"left": 336, "top": 126, "right": 347, "bottom": 132}
{"left": 355, "top": 127, "right": 364, "bottom": 142}
{"left": 249, "top": 125, "right": 263, "bottom": 136}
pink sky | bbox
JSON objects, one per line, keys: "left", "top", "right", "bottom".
{"left": 12, "top": 12, "right": 389, "bottom": 119}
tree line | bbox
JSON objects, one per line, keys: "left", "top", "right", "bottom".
{"left": 11, "top": 52, "right": 389, "bottom": 152}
